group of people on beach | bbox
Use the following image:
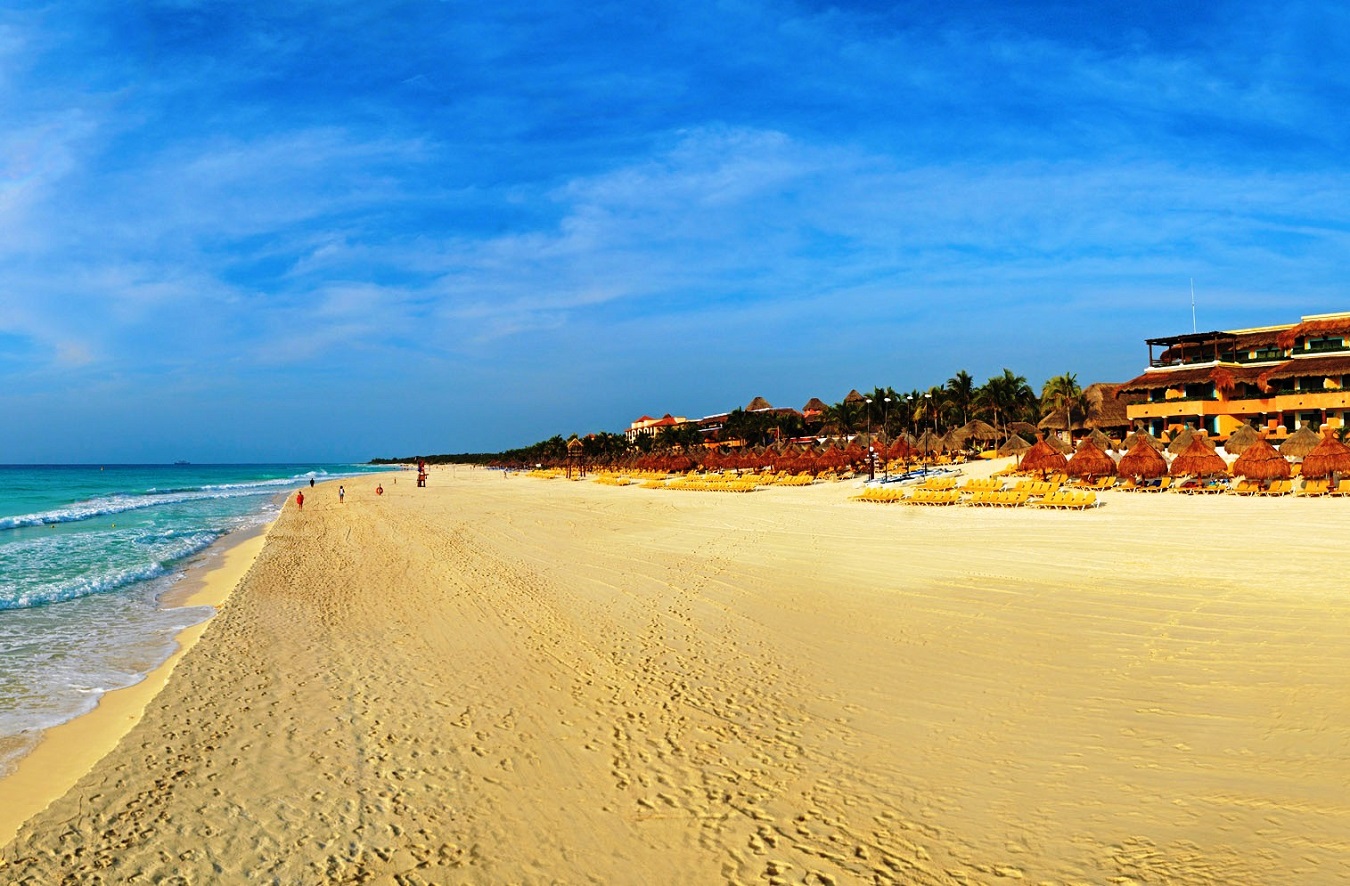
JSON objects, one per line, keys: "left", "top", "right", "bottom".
{"left": 294, "top": 482, "right": 382, "bottom": 510}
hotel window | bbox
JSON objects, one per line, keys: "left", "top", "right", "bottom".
{"left": 1251, "top": 347, "right": 1283, "bottom": 361}
{"left": 1306, "top": 336, "right": 1346, "bottom": 353}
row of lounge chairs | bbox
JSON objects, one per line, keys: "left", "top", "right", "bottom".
{"left": 1117, "top": 477, "right": 1350, "bottom": 496}
{"left": 853, "top": 484, "right": 1097, "bottom": 509}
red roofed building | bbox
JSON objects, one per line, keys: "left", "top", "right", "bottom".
{"left": 1120, "top": 311, "right": 1350, "bottom": 441}
{"left": 625, "top": 413, "right": 688, "bottom": 442}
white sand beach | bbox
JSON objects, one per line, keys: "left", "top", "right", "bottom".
{"left": 2, "top": 464, "right": 1348, "bottom": 884}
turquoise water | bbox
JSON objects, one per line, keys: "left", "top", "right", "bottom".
{"left": 0, "top": 463, "right": 392, "bottom": 774}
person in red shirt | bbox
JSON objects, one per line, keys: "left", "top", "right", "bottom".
{"left": 296, "top": 491, "right": 304, "bottom": 510}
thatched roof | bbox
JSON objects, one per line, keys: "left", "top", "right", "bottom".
{"left": 885, "top": 437, "right": 911, "bottom": 460}
{"left": 915, "top": 429, "right": 945, "bottom": 453}
{"left": 1117, "top": 364, "right": 1267, "bottom": 395}
{"left": 1276, "top": 316, "right": 1350, "bottom": 349}
{"left": 1167, "top": 426, "right": 1216, "bottom": 455}
{"left": 1123, "top": 430, "right": 1165, "bottom": 451}
{"left": 1168, "top": 438, "right": 1229, "bottom": 478}
{"left": 1222, "top": 423, "right": 1261, "bottom": 455}
{"left": 1020, "top": 438, "right": 1069, "bottom": 474}
{"left": 1038, "top": 410, "right": 1082, "bottom": 431}
{"left": 1044, "top": 434, "right": 1073, "bottom": 454}
{"left": 1231, "top": 437, "right": 1291, "bottom": 481}
{"left": 802, "top": 397, "right": 828, "bottom": 415}
{"left": 1087, "top": 428, "right": 1113, "bottom": 451}
{"left": 1084, "top": 382, "right": 1134, "bottom": 429}
{"left": 1065, "top": 439, "right": 1117, "bottom": 478}
{"left": 745, "top": 396, "right": 773, "bottom": 411}
{"left": 1118, "top": 438, "right": 1168, "bottom": 479}
{"left": 1280, "top": 424, "right": 1322, "bottom": 459}
{"left": 843, "top": 389, "right": 866, "bottom": 403}
{"left": 1258, "top": 355, "right": 1350, "bottom": 387}
{"left": 1300, "top": 431, "right": 1350, "bottom": 479}
{"left": 954, "top": 419, "right": 1000, "bottom": 443}
{"left": 997, "top": 434, "right": 1031, "bottom": 456}
{"left": 1009, "top": 421, "right": 1040, "bottom": 438}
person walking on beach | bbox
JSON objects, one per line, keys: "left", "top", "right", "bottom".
{"left": 309, "top": 478, "right": 315, "bottom": 488}
{"left": 296, "top": 491, "right": 304, "bottom": 510}
{"left": 339, "top": 485, "right": 345, "bottom": 504}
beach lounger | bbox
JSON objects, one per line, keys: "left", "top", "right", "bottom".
{"left": 1257, "top": 479, "right": 1292, "bottom": 496}
{"left": 1298, "top": 479, "right": 1330, "bottom": 497}
{"left": 1137, "top": 477, "right": 1171, "bottom": 493}
{"left": 1031, "top": 490, "right": 1097, "bottom": 510}
{"left": 1328, "top": 479, "right": 1350, "bottom": 497}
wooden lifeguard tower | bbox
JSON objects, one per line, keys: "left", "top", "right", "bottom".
{"left": 566, "top": 436, "right": 587, "bottom": 480}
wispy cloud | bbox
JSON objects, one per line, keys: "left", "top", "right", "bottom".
{"left": 0, "top": 1, "right": 1347, "bottom": 459}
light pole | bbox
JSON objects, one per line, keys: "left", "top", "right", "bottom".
{"left": 924, "top": 392, "right": 933, "bottom": 475}
{"left": 906, "top": 394, "right": 914, "bottom": 475}
{"left": 883, "top": 397, "right": 892, "bottom": 479}
{"left": 865, "top": 397, "right": 874, "bottom": 480}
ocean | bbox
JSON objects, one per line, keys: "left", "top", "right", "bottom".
{"left": 0, "top": 463, "right": 393, "bottom": 775}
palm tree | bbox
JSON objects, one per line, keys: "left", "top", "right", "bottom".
{"left": 1041, "top": 372, "right": 1084, "bottom": 442}
{"left": 946, "top": 371, "right": 976, "bottom": 427}
{"left": 978, "top": 369, "right": 1035, "bottom": 440}
{"left": 867, "top": 386, "right": 901, "bottom": 439}
{"left": 914, "top": 385, "right": 947, "bottom": 434}
{"left": 823, "top": 399, "right": 862, "bottom": 437}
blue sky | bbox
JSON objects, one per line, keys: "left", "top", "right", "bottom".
{"left": 1, "top": 1, "right": 1347, "bottom": 462}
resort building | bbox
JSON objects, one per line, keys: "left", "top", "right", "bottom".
{"left": 625, "top": 413, "right": 688, "bottom": 443}
{"left": 1119, "top": 311, "right": 1350, "bottom": 440}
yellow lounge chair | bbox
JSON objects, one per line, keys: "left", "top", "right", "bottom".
{"left": 1299, "top": 478, "right": 1330, "bottom": 497}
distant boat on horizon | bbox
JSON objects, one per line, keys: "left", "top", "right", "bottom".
{"left": 173, "top": 460, "right": 191, "bottom": 466}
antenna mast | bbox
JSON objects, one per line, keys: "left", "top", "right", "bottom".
{"left": 1190, "top": 278, "right": 1197, "bottom": 333}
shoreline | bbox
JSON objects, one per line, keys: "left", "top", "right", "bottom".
{"left": 0, "top": 519, "right": 273, "bottom": 847}
{"left": 4, "top": 467, "right": 1350, "bottom": 881}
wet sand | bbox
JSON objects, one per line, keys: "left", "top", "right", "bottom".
{"left": 2, "top": 466, "right": 1349, "bottom": 884}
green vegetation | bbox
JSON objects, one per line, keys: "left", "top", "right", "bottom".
{"left": 370, "top": 368, "right": 1100, "bottom": 466}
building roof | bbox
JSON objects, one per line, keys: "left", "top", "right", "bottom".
{"left": 1258, "top": 355, "right": 1350, "bottom": 385}
{"left": 1117, "top": 364, "right": 1268, "bottom": 394}
{"left": 1276, "top": 316, "right": 1350, "bottom": 349}
{"left": 1083, "top": 382, "right": 1133, "bottom": 428}
{"left": 1158, "top": 328, "right": 1285, "bottom": 363}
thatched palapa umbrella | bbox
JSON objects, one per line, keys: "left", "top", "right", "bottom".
{"left": 1167, "top": 426, "right": 1198, "bottom": 455}
{"left": 915, "top": 429, "right": 944, "bottom": 454}
{"left": 1299, "top": 431, "right": 1350, "bottom": 480}
{"left": 1231, "top": 437, "right": 1291, "bottom": 481}
{"left": 1087, "top": 428, "right": 1113, "bottom": 452}
{"left": 1044, "top": 434, "right": 1072, "bottom": 455}
{"left": 1123, "top": 429, "right": 1165, "bottom": 452}
{"left": 1009, "top": 421, "right": 1040, "bottom": 440}
{"left": 997, "top": 434, "right": 1031, "bottom": 458}
{"left": 1065, "top": 438, "right": 1117, "bottom": 479}
{"left": 1117, "top": 438, "right": 1168, "bottom": 479}
{"left": 955, "top": 419, "right": 999, "bottom": 447}
{"left": 885, "top": 437, "right": 911, "bottom": 462}
{"left": 1168, "top": 438, "right": 1229, "bottom": 478}
{"left": 1280, "top": 425, "right": 1322, "bottom": 460}
{"left": 1222, "top": 423, "right": 1261, "bottom": 456}
{"left": 1019, "top": 437, "right": 1069, "bottom": 475}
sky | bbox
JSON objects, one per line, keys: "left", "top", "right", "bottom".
{"left": 1, "top": 1, "right": 1348, "bottom": 462}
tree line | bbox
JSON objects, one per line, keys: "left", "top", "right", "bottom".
{"left": 371, "top": 370, "right": 1093, "bottom": 466}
